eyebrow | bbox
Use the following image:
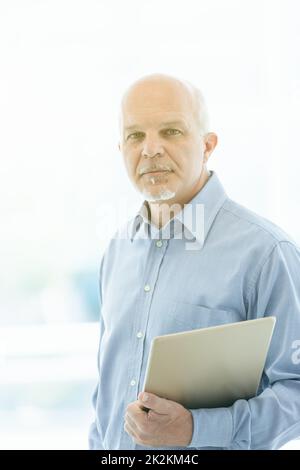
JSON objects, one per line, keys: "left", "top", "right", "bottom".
{"left": 124, "top": 120, "right": 189, "bottom": 133}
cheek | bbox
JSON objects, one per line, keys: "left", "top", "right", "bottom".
{"left": 178, "top": 157, "right": 204, "bottom": 184}
{"left": 189, "top": 142, "right": 205, "bottom": 164}
{"left": 123, "top": 151, "right": 138, "bottom": 176}
{"left": 168, "top": 144, "right": 188, "bottom": 169}
{"left": 173, "top": 143, "right": 202, "bottom": 172}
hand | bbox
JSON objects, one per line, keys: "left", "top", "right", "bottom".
{"left": 124, "top": 392, "right": 193, "bottom": 447}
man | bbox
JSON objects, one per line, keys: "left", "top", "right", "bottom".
{"left": 88, "top": 73, "right": 300, "bottom": 450}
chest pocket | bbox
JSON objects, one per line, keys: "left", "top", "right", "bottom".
{"left": 167, "top": 301, "right": 241, "bottom": 331}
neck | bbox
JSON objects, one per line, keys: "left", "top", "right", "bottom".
{"left": 147, "top": 167, "right": 210, "bottom": 229}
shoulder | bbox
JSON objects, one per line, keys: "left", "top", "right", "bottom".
{"left": 218, "top": 197, "right": 298, "bottom": 247}
{"left": 211, "top": 198, "right": 300, "bottom": 276}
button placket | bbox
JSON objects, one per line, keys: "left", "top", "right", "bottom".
{"left": 125, "top": 242, "right": 168, "bottom": 423}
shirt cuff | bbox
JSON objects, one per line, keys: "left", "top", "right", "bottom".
{"left": 187, "top": 407, "right": 233, "bottom": 448}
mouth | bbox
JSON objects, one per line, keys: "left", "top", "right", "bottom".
{"left": 143, "top": 170, "right": 171, "bottom": 176}
{"left": 141, "top": 169, "right": 173, "bottom": 176}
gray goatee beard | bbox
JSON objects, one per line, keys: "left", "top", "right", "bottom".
{"left": 142, "top": 188, "right": 176, "bottom": 202}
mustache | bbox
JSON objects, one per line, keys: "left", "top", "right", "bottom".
{"left": 139, "top": 164, "right": 173, "bottom": 176}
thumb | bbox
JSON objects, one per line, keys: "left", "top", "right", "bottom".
{"left": 138, "top": 392, "right": 170, "bottom": 415}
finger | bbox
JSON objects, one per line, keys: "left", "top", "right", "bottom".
{"left": 147, "top": 408, "right": 168, "bottom": 421}
{"left": 124, "top": 420, "right": 138, "bottom": 440}
{"left": 138, "top": 392, "right": 170, "bottom": 415}
{"left": 125, "top": 412, "right": 142, "bottom": 434}
{"left": 129, "top": 400, "right": 150, "bottom": 415}
{"left": 124, "top": 420, "right": 147, "bottom": 447}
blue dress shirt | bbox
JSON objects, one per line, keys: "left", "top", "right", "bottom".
{"left": 88, "top": 171, "right": 300, "bottom": 450}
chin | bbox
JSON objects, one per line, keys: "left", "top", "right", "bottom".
{"left": 142, "top": 189, "right": 176, "bottom": 202}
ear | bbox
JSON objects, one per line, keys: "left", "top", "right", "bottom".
{"left": 203, "top": 132, "right": 218, "bottom": 162}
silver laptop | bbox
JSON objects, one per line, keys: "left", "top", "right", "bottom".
{"left": 142, "top": 317, "right": 276, "bottom": 409}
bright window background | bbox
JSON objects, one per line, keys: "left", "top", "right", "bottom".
{"left": 0, "top": 0, "right": 299, "bottom": 450}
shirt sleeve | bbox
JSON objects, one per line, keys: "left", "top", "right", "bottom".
{"left": 88, "top": 255, "right": 106, "bottom": 450}
{"left": 187, "top": 240, "right": 300, "bottom": 449}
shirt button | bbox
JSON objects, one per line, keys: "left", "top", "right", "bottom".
{"left": 137, "top": 331, "right": 144, "bottom": 339}
{"left": 156, "top": 240, "right": 163, "bottom": 248}
{"left": 144, "top": 284, "right": 151, "bottom": 292}
{"left": 130, "top": 379, "right": 136, "bottom": 386}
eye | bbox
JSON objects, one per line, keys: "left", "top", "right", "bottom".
{"left": 164, "top": 128, "right": 182, "bottom": 136}
{"left": 127, "top": 132, "right": 144, "bottom": 140}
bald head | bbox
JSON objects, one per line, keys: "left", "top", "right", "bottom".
{"left": 119, "top": 73, "right": 209, "bottom": 136}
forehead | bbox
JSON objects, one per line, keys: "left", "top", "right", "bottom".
{"left": 121, "top": 80, "right": 196, "bottom": 129}
{"left": 123, "top": 112, "right": 191, "bottom": 132}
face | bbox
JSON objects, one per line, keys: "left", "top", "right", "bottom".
{"left": 119, "top": 78, "right": 217, "bottom": 206}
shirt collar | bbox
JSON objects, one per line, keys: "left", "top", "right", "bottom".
{"left": 128, "top": 170, "right": 228, "bottom": 246}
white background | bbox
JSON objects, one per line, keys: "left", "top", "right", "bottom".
{"left": 0, "top": 0, "right": 299, "bottom": 450}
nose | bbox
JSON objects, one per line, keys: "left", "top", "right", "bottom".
{"left": 141, "top": 135, "right": 164, "bottom": 158}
